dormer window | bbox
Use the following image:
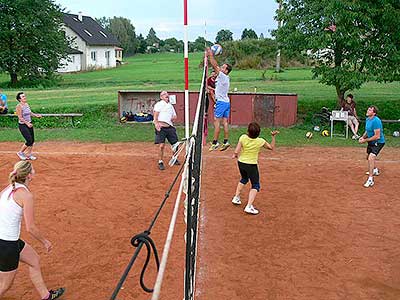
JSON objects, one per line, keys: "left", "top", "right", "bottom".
{"left": 84, "top": 29, "right": 93, "bottom": 37}
{"left": 99, "top": 31, "right": 107, "bottom": 38}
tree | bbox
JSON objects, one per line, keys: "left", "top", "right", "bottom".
{"left": 107, "top": 17, "right": 138, "bottom": 56}
{"left": 146, "top": 27, "right": 160, "bottom": 48}
{"left": 162, "top": 38, "right": 184, "bottom": 53}
{"left": 191, "top": 36, "right": 213, "bottom": 52}
{"left": 274, "top": 0, "right": 400, "bottom": 104}
{"left": 136, "top": 34, "right": 147, "bottom": 53}
{"left": 95, "top": 17, "right": 110, "bottom": 29}
{"left": 241, "top": 28, "right": 258, "bottom": 40}
{"left": 0, "top": 0, "right": 70, "bottom": 86}
{"left": 215, "top": 29, "right": 233, "bottom": 44}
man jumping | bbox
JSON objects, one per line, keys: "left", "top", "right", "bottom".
{"left": 206, "top": 47, "right": 232, "bottom": 151}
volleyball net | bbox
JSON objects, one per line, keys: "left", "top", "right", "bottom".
{"left": 110, "top": 54, "right": 208, "bottom": 300}
{"left": 183, "top": 53, "right": 208, "bottom": 300}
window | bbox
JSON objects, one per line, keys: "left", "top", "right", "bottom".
{"left": 99, "top": 31, "right": 107, "bottom": 38}
{"left": 84, "top": 29, "right": 93, "bottom": 37}
{"left": 91, "top": 51, "right": 97, "bottom": 61}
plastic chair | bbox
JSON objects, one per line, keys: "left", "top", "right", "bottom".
{"left": 330, "top": 110, "right": 349, "bottom": 139}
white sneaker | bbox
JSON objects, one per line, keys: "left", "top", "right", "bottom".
{"left": 209, "top": 142, "right": 220, "bottom": 151}
{"left": 171, "top": 142, "right": 180, "bottom": 153}
{"left": 232, "top": 196, "right": 241, "bottom": 205}
{"left": 244, "top": 205, "right": 259, "bottom": 215}
{"left": 365, "top": 169, "right": 380, "bottom": 176}
{"left": 363, "top": 179, "right": 374, "bottom": 188}
{"left": 27, "top": 155, "right": 37, "bottom": 161}
{"left": 17, "top": 152, "right": 27, "bottom": 160}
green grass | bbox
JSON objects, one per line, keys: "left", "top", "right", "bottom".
{"left": 0, "top": 52, "right": 399, "bottom": 146}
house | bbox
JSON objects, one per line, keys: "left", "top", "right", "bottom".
{"left": 58, "top": 12, "right": 121, "bottom": 73}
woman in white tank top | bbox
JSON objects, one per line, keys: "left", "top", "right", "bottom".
{"left": 0, "top": 161, "right": 65, "bottom": 300}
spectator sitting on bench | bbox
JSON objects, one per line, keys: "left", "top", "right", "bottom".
{"left": 341, "top": 94, "right": 360, "bottom": 139}
{"left": 0, "top": 88, "right": 8, "bottom": 114}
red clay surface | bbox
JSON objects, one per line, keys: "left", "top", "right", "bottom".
{"left": 0, "top": 142, "right": 399, "bottom": 300}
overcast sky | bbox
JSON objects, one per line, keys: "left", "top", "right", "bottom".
{"left": 55, "top": 0, "right": 279, "bottom": 41}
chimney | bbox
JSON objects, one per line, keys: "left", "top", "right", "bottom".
{"left": 78, "top": 11, "right": 83, "bottom": 22}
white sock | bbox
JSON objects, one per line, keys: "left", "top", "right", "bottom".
{"left": 159, "top": 160, "right": 163, "bottom": 164}
{"left": 368, "top": 176, "right": 373, "bottom": 181}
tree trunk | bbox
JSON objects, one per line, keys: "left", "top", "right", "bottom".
{"left": 336, "top": 86, "right": 345, "bottom": 107}
{"left": 10, "top": 73, "right": 18, "bottom": 86}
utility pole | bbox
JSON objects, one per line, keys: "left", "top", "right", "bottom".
{"left": 275, "top": 0, "right": 282, "bottom": 73}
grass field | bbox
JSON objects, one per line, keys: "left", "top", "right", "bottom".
{"left": 0, "top": 52, "right": 399, "bottom": 146}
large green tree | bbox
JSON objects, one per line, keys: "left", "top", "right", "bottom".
{"left": 109, "top": 17, "right": 137, "bottom": 56}
{"left": 146, "top": 27, "right": 160, "bottom": 48}
{"left": 215, "top": 29, "right": 233, "bottom": 44}
{"left": 96, "top": 17, "right": 138, "bottom": 56}
{"left": 0, "top": 0, "right": 70, "bottom": 86}
{"left": 241, "top": 28, "right": 258, "bottom": 40}
{"left": 274, "top": 0, "right": 400, "bottom": 103}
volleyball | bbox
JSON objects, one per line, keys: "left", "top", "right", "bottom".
{"left": 305, "top": 131, "right": 313, "bottom": 139}
{"left": 393, "top": 131, "right": 400, "bottom": 137}
{"left": 321, "top": 130, "right": 329, "bottom": 137}
{"left": 211, "top": 44, "right": 223, "bottom": 56}
{"left": 313, "top": 125, "right": 320, "bottom": 132}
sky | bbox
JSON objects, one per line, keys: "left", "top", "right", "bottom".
{"left": 55, "top": 0, "right": 279, "bottom": 42}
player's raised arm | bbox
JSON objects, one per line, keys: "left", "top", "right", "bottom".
{"left": 206, "top": 48, "right": 220, "bottom": 73}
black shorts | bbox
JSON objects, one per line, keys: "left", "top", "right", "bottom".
{"left": 155, "top": 126, "right": 178, "bottom": 145}
{"left": 0, "top": 107, "right": 8, "bottom": 114}
{"left": 238, "top": 161, "right": 260, "bottom": 191}
{"left": 0, "top": 239, "right": 25, "bottom": 272}
{"left": 367, "top": 142, "right": 385, "bottom": 156}
{"left": 18, "top": 123, "right": 35, "bottom": 146}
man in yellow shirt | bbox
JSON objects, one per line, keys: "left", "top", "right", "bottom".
{"left": 232, "top": 122, "right": 279, "bottom": 215}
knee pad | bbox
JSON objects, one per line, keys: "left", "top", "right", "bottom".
{"left": 240, "top": 178, "right": 249, "bottom": 185}
{"left": 251, "top": 183, "right": 260, "bottom": 192}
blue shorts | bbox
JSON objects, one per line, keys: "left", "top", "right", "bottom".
{"left": 214, "top": 100, "right": 230, "bottom": 119}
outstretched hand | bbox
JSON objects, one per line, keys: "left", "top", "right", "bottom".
{"left": 271, "top": 130, "right": 280, "bottom": 136}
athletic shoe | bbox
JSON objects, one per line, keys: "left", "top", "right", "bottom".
{"left": 363, "top": 178, "right": 374, "bottom": 188}
{"left": 232, "top": 196, "right": 241, "bottom": 205}
{"left": 43, "top": 288, "right": 65, "bottom": 300}
{"left": 365, "top": 169, "right": 380, "bottom": 176}
{"left": 219, "top": 142, "right": 230, "bottom": 151}
{"left": 17, "top": 152, "right": 27, "bottom": 160}
{"left": 158, "top": 161, "right": 165, "bottom": 170}
{"left": 209, "top": 142, "right": 220, "bottom": 151}
{"left": 244, "top": 205, "right": 259, "bottom": 215}
{"left": 28, "top": 155, "right": 37, "bottom": 161}
{"left": 171, "top": 142, "right": 180, "bottom": 153}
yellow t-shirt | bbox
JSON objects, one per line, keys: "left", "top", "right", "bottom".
{"left": 238, "top": 134, "right": 266, "bottom": 164}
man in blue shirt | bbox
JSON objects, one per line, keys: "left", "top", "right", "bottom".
{"left": 0, "top": 88, "right": 8, "bottom": 114}
{"left": 358, "top": 105, "right": 385, "bottom": 188}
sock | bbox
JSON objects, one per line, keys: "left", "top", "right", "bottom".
{"left": 223, "top": 139, "right": 228, "bottom": 144}
{"left": 368, "top": 176, "right": 373, "bottom": 181}
{"left": 159, "top": 160, "right": 163, "bottom": 164}
{"left": 212, "top": 140, "right": 218, "bottom": 145}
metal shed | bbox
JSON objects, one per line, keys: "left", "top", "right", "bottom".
{"left": 118, "top": 91, "right": 297, "bottom": 127}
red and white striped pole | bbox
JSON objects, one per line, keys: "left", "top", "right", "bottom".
{"left": 184, "top": 0, "right": 189, "bottom": 139}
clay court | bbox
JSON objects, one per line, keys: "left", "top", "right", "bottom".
{"left": 1, "top": 142, "right": 399, "bottom": 300}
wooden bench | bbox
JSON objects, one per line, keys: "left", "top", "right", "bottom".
{"left": 0, "top": 113, "right": 83, "bottom": 126}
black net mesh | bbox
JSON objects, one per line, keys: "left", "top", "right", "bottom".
{"left": 184, "top": 59, "right": 208, "bottom": 300}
